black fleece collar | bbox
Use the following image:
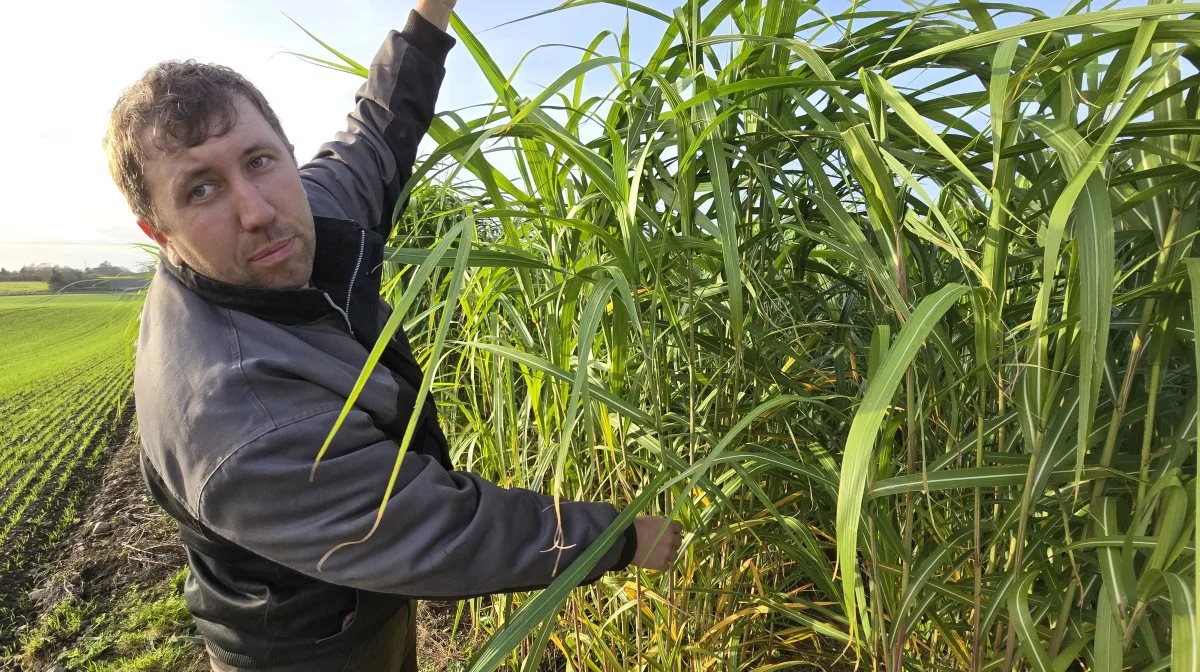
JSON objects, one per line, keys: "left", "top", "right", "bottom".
{"left": 163, "top": 216, "right": 385, "bottom": 330}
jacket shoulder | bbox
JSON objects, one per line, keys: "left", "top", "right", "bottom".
{"left": 135, "top": 267, "right": 280, "bottom": 513}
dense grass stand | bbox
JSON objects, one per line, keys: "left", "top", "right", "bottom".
{"left": 301, "top": 1, "right": 1200, "bottom": 669}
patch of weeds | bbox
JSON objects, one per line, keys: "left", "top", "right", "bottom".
{"left": 88, "top": 641, "right": 200, "bottom": 672}
{"left": 15, "top": 567, "right": 204, "bottom": 672}
{"left": 17, "top": 596, "right": 94, "bottom": 663}
{"left": 113, "top": 592, "right": 190, "bottom": 653}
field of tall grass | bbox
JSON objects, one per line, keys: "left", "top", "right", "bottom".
{"left": 306, "top": 0, "right": 1200, "bottom": 669}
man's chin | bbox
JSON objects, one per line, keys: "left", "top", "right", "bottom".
{"left": 247, "top": 246, "right": 314, "bottom": 289}
{"left": 221, "top": 259, "right": 311, "bottom": 290}
{"left": 258, "top": 264, "right": 312, "bottom": 290}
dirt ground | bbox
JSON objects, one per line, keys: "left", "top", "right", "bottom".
{"left": 3, "top": 416, "right": 202, "bottom": 671}
{"left": 4, "top": 417, "right": 474, "bottom": 672}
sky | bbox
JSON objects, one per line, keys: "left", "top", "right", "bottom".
{"left": 0, "top": 0, "right": 1097, "bottom": 272}
{"left": 0, "top": 0, "right": 674, "bottom": 272}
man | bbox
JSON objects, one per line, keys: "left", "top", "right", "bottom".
{"left": 102, "top": 1, "right": 683, "bottom": 670}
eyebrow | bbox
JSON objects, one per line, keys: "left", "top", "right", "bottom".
{"left": 172, "top": 143, "right": 280, "bottom": 196}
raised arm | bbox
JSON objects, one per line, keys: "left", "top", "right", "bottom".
{"left": 301, "top": 4, "right": 455, "bottom": 238}
{"left": 414, "top": 0, "right": 455, "bottom": 31}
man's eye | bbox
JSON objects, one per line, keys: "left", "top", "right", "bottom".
{"left": 190, "top": 184, "right": 213, "bottom": 200}
{"left": 250, "top": 155, "right": 270, "bottom": 169}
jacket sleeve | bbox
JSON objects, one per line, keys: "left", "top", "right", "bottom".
{"left": 300, "top": 11, "right": 453, "bottom": 238}
{"left": 196, "top": 407, "right": 639, "bottom": 598}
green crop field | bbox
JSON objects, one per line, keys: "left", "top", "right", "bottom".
{"left": 0, "top": 295, "right": 141, "bottom": 623}
{"left": 0, "top": 281, "right": 50, "bottom": 296}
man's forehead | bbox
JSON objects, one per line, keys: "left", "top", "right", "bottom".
{"left": 142, "top": 97, "right": 272, "bottom": 158}
{"left": 140, "top": 119, "right": 231, "bottom": 165}
{"left": 144, "top": 108, "right": 275, "bottom": 166}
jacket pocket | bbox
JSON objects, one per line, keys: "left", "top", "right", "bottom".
{"left": 315, "top": 591, "right": 411, "bottom": 646}
{"left": 313, "top": 590, "right": 362, "bottom": 644}
{"left": 263, "top": 580, "right": 357, "bottom": 642}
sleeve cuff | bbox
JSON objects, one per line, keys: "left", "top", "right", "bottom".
{"left": 401, "top": 10, "right": 456, "bottom": 63}
{"left": 613, "top": 523, "right": 638, "bottom": 571}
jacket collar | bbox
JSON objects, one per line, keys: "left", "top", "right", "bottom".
{"left": 162, "top": 215, "right": 383, "bottom": 328}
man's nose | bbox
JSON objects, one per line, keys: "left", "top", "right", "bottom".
{"left": 229, "top": 177, "right": 276, "bottom": 230}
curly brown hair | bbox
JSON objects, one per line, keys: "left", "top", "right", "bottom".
{"left": 104, "top": 60, "right": 292, "bottom": 227}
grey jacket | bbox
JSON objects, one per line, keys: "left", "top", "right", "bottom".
{"left": 135, "top": 11, "right": 635, "bottom": 668}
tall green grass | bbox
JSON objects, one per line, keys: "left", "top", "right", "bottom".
{"left": 310, "top": 0, "right": 1200, "bottom": 668}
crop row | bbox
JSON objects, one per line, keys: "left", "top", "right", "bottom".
{"left": 0, "top": 415, "right": 129, "bottom": 557}
{"left": 0, "top": 356, "right": 133, "bottom": 549}
{"left": 0, "top": 354, "right": 128, "bottom": 491}
{"left": 0, "top": 358, "right": 123, "bottom": 453}
{"left": 0, "top": 331, "right": 133, "bottom": 556}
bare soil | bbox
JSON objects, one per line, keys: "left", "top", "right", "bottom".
{"left": 2, "top": 411, "right": 203, "bottom": 671}
{"left": 4, "top": 410, "right": 474, "bottom": 672}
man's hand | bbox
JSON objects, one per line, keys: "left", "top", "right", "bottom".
{"left": 629, "top": 516, "right": 683, "bottom": 571}
{"left": 416, "top": 0, "right": 457, "bottom": 32}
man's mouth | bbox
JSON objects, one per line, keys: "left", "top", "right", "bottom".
{"left": 250, "top": 238, "right": 296, "bottom": 265}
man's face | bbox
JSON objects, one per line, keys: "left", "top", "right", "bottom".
{"left": 138, "top": 96, "right": 316, "bottom": 289}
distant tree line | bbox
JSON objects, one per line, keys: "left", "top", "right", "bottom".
{"left": 0, "top": 262, "right": 147, "bottom": 293}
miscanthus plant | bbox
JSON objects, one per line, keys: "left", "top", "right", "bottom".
{"left": 305, "top": 0, "right": 1200, "bottom": 669}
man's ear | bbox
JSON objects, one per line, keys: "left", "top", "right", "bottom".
{"left": 137, "top": 219, "right": 168, "bottom": 247}
{"left": 137, "top": 218, "right": 183, "bottom": 266}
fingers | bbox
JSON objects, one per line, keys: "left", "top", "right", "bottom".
{"left": 662, "top": 520, "right": 683, "bottom": 553}
{"left": 659, "top": 523, "right": 684, "bottom": 567}
{"left": 629, "top": 515, "right": 685, "bottom": 571}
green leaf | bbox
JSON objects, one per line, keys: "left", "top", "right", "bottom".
{"left": 893, "top": 5, "right": 1200, "bottom": 68}
{"left": 862, "top": 70, "right": 987, "bottom": 192}
{"left": 1094, "top": 585, "right": 1124, "bottom": 672}
{"left": 1008, "top": 569, "right": 1054, "bottom": 672}
{"left": 318, "top": 220, "right": 473, "bottom": 567}
{"left": 836, "top": 283, "right": 968, "bottom": 640}
{"left": 311, "top": 221, "right": 466, "bottom": 477}
{"left": 1189, "top": 258, "right": 1200, "bottom": 641}
{"left": 464, "top": 479, "right": 666, "bottom": 672}
{"left": 1162, "top": 571, "right": 1198, "bottom": 672}
{"left": 868, "top": 464, "right": 1108, "bottom": 499}
{"left": 385, "top": 245, "right": 559, "bottom": 271}
{"left": 285, "top": 14, "right": 369, "bottom": 77}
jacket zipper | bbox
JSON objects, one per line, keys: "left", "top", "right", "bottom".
{"left": 344, "top": 230, "right": 366, "bottom": 317}
{"left": 322, "top": 229, "right": 366, "bottom": 338}
{"left": 321, "top": 292, "right": 354, "bottom": 337}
